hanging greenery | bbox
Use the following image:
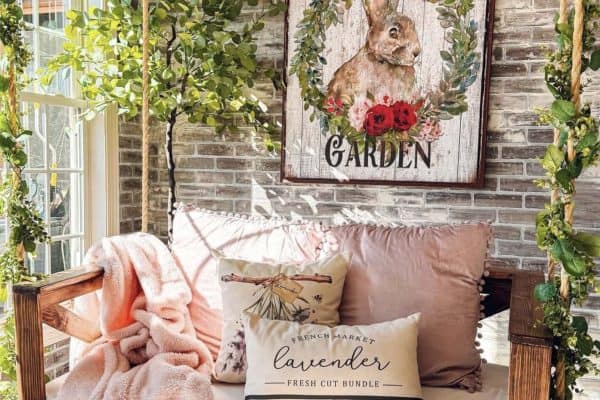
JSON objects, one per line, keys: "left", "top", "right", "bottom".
{"left": 0, "top": 0, "right": 49, "bottom": 398}
{"left": 289, "top": 0, "right": 481, "bottom": 150}
{"left": 534, "top": 1, "right": 600, "bottom": 398}
{"left": 44, "top": 0, "right": 286, "bottom": 242}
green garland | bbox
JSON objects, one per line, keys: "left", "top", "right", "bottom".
{"left": 289, "top": 0, "right": 480, "bottom": 148}
{"left": 534, "top": 1, "right": 600, "bottom": 398}
{"left": 0, "top": 1, "right": 49, "bottom": 398}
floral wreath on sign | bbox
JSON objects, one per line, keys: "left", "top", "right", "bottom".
{"left": 290, "top": 0, "right": 481, "bottom": 151}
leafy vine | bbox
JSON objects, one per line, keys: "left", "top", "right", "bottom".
{"left": 534, "top": 1, "right": 600, "bottom": 398}
{"left": 44, "top": 0, "right": 286, "bottom": 242}
{"left": 0, "top": 0, "right": 49, "bottom": 398}
{"left": 289, "top": 0, "right": 481, "bottom": 149}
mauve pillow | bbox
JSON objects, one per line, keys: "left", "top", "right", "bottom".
{"left": 324, "top": 222, "right": 491, "bottom": 390}
{"left": 171, "top": 206, "right": 325, "bottom": 359}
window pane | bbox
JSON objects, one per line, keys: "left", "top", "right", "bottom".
{"left": 27, "top": 243, "right": 47, "bottom": 275}
{"left": 50, "top": 237, "right": 82, "bottom": 273}
{"left": 21, "top": 0, "right": 33, "bottom": 24}
{"left": 20, "top": 0, "right": 73, "bottom": 96}
{"left": 21, "top": 103, "right": 83, "bottom": 170}
{"left": 39, "top": 32, "right": 71, "bottom": 96}
{"left": 45, "top": 104, "right": 83, "bottom": 169}
{"left": 40, "top": 0, "right": 70, "bottom": 31}
{"left": 50, "top": 173, "right": 84, "bottom": 236}
{"left": 0, "top": 220, "right": 7, "bottom": 245}
{"left": 22, "top": 103, "right": 46, "bottom": 169}
{"left": 23, "top": 172, "right": 47, "bottom": 217}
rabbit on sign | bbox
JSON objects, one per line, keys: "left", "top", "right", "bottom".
{"left": 327, "top": 0, "right": 421, "bottom": 103}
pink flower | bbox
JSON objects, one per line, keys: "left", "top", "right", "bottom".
{"left": 348, "top": 96, "right": 372, "bottom": 132}
{"left": 417, "top": 119, "right": 443, "bottom": 142}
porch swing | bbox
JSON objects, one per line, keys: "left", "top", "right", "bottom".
{"left": 10, "top": 0, "right": 592, "bottom": 399}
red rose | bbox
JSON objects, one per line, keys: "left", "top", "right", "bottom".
{"left": 326, "top": 97, "right": 344, "bottom": 116}
{"left": 392, "top": 101, "right": 418, "bottom": 131}
{"left": 363, "top": 104, "right": 394, "bottom": 137}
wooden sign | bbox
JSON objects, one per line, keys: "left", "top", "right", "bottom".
{"left": 282, "top": 0, "right": 495, "bottom": 187}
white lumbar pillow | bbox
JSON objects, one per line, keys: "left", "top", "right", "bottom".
{"left": 243, "top": 313, "right": 423, "bottom": 399}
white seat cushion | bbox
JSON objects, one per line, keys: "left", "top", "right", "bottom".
{"left": 47, "top": 363, "right": 508, "bottom": 399}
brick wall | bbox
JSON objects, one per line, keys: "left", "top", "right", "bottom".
{"left": 120, "top": 0, "right": 600, "bottom": 272}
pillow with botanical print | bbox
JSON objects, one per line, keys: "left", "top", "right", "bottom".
{"left": 243, "top": 313, "right": 423, "bottom": 399}
{"left": 214, "top": 253, "right": 349, "bottom": 383}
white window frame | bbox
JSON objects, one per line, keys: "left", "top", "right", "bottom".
{"left": 17, "top": 0, "right": 119, "bottom": 273}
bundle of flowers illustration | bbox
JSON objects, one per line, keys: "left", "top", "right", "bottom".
{"left": 328, "top": 93, "right": 443, "bottom": 144}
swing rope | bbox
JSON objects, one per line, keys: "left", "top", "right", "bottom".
{"left": 141, "top": 0, "right": 150, "bottom": 233}
{"left": 554, "top": 1, "right": 584, "bottom": 398}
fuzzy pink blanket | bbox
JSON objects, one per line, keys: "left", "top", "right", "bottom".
{"left": 57, "top": 233, "right": 214, "bottom": 400}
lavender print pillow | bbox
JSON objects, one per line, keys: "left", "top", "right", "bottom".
{"left": 214, "top": 253, "right": 349, "bottom": 383}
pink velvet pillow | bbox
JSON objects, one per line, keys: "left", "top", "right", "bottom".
{"left": 323, "top": 222, "right": 491, "bottom": 390}
{"left": 171, "top": 207, "right": 325, "bottom": 359}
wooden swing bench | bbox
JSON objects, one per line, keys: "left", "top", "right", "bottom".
{"left": 12, "top": 264, "right": 552, "bottom": 400}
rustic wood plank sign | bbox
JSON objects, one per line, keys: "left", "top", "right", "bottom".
{"left": 282, "top": 0, "right": 495, "bottom": 187}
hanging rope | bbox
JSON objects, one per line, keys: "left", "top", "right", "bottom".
{"left": 548, "top": 0, "right": 570, "bottom": 279}
{"left": 555, "top": 1, "right": 584, "bottom": 398}
{"left": 562, "top": 0, "right": 584, "bottom": 299}
{"left": 141, "top": 0, "right": 150, "bottom": 233}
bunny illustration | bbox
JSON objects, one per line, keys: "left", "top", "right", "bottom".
{"left": 327, "top": 0, "right": 421, "bottom": 104}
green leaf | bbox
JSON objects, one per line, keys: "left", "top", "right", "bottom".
{"left": 155, "top": 7, "right": 168, "bottom": 20}
{"left": 541, "top": 144, "right": 564, "bottom": 172}
{"left": 572, "top": 232, "right": 600, "bottom": 257}
{"left": 572, "top": 316, "right": 588, "bottom": 334}
{"left": 23, "top": 240, "right": 36, "bottom": 253}
{"left": 578, "top": 336, "right": 594, "bottom": 356}
{"left": 534, "top": 282, "right": 557, "bottom": 303}
{"left": 590, "top": 50, "right": 600, "bottom": 71}
{"left": 0, "top": 132, "right": 16, "bottom": 149}
{"left": 239, "top": 55, "right": 256, "bottom": 72}
{"left": 551, "top": 99, "right": 576, "bottom": 122}
{"left": 12, "top": 150, "right": 27, "bottom": 167}
{"left": 0, "top": 75, "right": 9, "bottom": 92}
{"left": 551, "top": 239, "right": 587, "bottom": 277}
{"left": 555, "top": 168, "right": 573, "bottom": 192}
{"left": 556, "top": 22, "right": 570, "bottom": 35}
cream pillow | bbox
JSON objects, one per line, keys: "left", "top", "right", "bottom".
{"left": 214, "top": 253, "right": 349, "bottom": 383}
{"left": 243, "top": 313, "right": 422, "bottom": 399}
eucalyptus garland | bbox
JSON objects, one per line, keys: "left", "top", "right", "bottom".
{"left": 534, "top": 1, "right": 600, "bottom": 398}
{"left": 0, "top": 0, "right": 49, "bottom": 398}
{"left": 289, "top": 0, "right": 481, "bottom": 149}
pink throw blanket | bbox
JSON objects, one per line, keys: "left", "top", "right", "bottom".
{"left": 57, "top": 233, "right": 214, "bottom": 400}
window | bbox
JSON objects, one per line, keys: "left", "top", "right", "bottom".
{"left": 5, "top": 0, "right": 118, "bottom": 276}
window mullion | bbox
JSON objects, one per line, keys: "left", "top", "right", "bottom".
{"left": 42, "top": 104, "right": 51, "bottom": 275}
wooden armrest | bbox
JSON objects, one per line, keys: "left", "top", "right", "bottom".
{"left": 13, "top": 266, "right": 104, "bottom": 400}
{"left": 508, "top": 269, "right": 552, "bottom": 345}
{"left": 13, "top": 265, "right": 104, "bottom": 307}
{"left": 506, "top": 269, "right": 553, "bottom": 400}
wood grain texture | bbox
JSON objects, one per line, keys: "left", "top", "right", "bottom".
{"left": 14, "top": 291, "right": 46, "bottom": 400}
{"left": 509, "top": 270, "right": 553, "bottom": 345}
{"left": 42, "top": 304, "right": 101, "bottom": 343}
{"left": 509, "top": 342, "right": 552, "bottom": 400}
{"left": 14, "top": 265, "right": 104, "bottom": 307}
{"left": 13, "top": 266, "right": 105, "bottom": 399}
{"left": 283, "top": 0, "right": 493, "bottom": 186}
